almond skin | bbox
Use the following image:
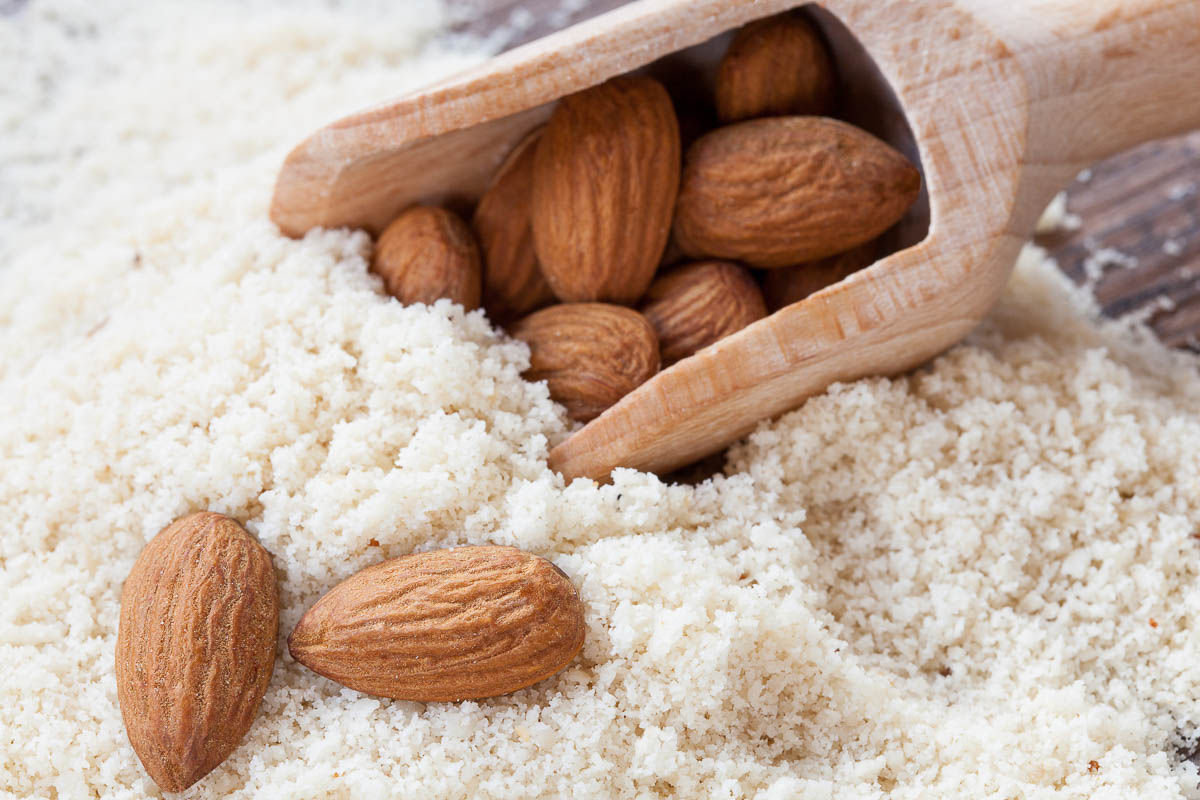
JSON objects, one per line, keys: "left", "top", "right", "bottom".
{"left": 372, "top": 206, "right": 482, "bottom": 309}
{"left": 640, "top": 261, "right": 766, "bottom": 365}
{"left": 762, "top": 238, "right": 879, "bottom": 311}
{"left": 532, "top": 76, "right": 681, "bottom": 304}
{"left": 288, "top": 545, "right": 585, "bottom": 702}
{"left": 473, "top": 129, "right": 556, "bottom": 324}
{"left": 673, "top": 116, "right": 921, "bottom": 268}
{"left": 115, "top": 512, "right": 278, "bottom": 793}
{"left": 509, "top": 303, "right": 660, "bottom": 422}
{"left": 716, "top": 13, "right": 837, "bottom": 123}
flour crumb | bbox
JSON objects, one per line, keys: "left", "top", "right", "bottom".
{"left": 1168, "top": 182, "right": 1198, "bottom": 201}
{"left": 507, "top": 6, "right": 535, "bottom": 33}
{"left": 1082, "top": 244, "right": 1138, "bottom": 287}
{"left": 1035, "top": 191, "right": 1082, "bottom": 234}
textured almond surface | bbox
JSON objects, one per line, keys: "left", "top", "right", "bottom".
{"left": 115, "top": 512, "right": 278, "bottom": 793}
{"left": 762, "top": 238, "right": 880, "bottom": 311}
{"left": 532, "top": 76, "right": 680, "bottom": 304}
{"left": 288, "top": 545, "right": 585, "bottom": 701}
{"left": 509, "top": 303, "right": 660, "bottom": 422}
{"left": 473, "top": 128, "right": 555, "bottom": 324}
{"left": 640, "top": 261, "right": 766, "bottom": 365}
{"left": 673, "top": 117, "right": 921, "bottom": 267}
{"left": 715, "top": 14, "right": 837, "bottom": 123}
{"left": 372, "top": 206, "right": 482, "bottom": 309}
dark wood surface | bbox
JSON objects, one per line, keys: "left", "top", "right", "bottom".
{"left": 451, "top": 0, "right": 1200, "bottom": 352}
{"left": 1035, "top": 133, "right": 1200, "bottom": 350}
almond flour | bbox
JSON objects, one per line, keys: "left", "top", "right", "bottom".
{"left": 1, "top": 2, "right": 1198, "bottom": 798}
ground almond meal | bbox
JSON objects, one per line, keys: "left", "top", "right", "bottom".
{"left": 1, "top": 1, "right": 1198, "bottom": 798}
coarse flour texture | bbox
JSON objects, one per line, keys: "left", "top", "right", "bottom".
{"left": 2, "top": 1, "right": 1199, "bottom": 798}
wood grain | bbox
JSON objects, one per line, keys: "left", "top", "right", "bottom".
{"left": 448, "top": 0, "right": 627, "bottom": 43}
{"left": 1036, "top": 132, "right": 1200, "bottom": 351}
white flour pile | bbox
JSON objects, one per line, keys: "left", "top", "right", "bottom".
{"left": 2, "top": 1, "right": 1199, "bottom": 798}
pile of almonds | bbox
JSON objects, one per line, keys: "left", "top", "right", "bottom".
{"left": 116, "top": 512, "right": 584, "bottom": 792}
{"left": 372, "top": 11, "right": 920, "bottom": 424}
{"left": 114, "top": 12, "right": 925, "bottom": 794}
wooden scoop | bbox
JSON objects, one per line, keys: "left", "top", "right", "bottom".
{"left": 271, "top": 0, "right": 1200, "bottom": 481}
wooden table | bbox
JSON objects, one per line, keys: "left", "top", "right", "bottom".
{"left": 1037, "top": 134, "right": 1200, "bottom": 350}
{"left": 453, "top": 0, "right": 1200, "bottom": 351}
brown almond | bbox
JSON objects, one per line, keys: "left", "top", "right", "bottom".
{"left": 640, "top": 261, "right": 767, "bottom": 365}
{"left": 715, "top": 14, "right": 837, "bottom": 123}
{"left": 115, "top": 512, "right": 278, "bottom": 793}
{"left": 673, "top": 117, "right": 921, "bottom": 267}
{"left": 510, "top": 303, "right": 659, "bottom": 422}
{"left": 473, "top": 129, "right": 556, "bottom": 324}
{"left": 372, "top": 206, "right": 482, "bottom": 310}
{"left": 762, "top": 238, "right": 879, "bottom": 311}
{"left": 288, "top": 545, "right": 585, "bottom": 702}
{"left": 532, "top": 76, "right": 681, "bottom": 304}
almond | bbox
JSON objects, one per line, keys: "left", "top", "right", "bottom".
{"left": 532, "top": 76, "right": 681, "bottom": 304}
{"left": 762, "top": 238, "right": 879, "bottom": 311}
{"left": 473, "top": 129, "right": 556, "bottom": 323}
{"left": 673, "top": 116, "right": 921, "bottom": 268}
{"left": 715, "top": 14, "right": 837, "bottom": 123}
{"left": 288, "top": 545, "right": 585, "bottom": 702}
{"left": 115, "top": 512, "right": 278, "bottom": 793}
{"left": 509, "top": 303, "right": 660, "bottom": 422}
{"left": 372, "top": 206, "right": 482, "bottom": 309}
{"left": 640, "top": 261, "right": 766, "bottom": 365}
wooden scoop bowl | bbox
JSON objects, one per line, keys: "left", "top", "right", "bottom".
{"left": 271, "top": 0, "right": 1200, "bottom": 482}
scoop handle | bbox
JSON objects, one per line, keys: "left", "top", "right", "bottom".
{"left": 970, "top": 0, "right": 1200, "bottom": 166}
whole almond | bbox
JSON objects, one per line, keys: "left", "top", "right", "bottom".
{"left": 762, "top": 238, "right": 879, "bottom": 311}
{"left": 509, "top": 303, "right": 660, "bottom": 422}
{"left": 473, "top": 129, "right": 556, "bottom": 324}
{"left": 116, "top": 512, "right": 278, "bottom": 793}
{"left": 288, "top": 545, "right": 585, "bottom": 702}
{"left": 715, "top": 14, "right": 837, "bottom": 123}
{"left": 532, "top": 76, "right": 681, "bottom": 304}
{"left": 673, "top": 117, "right": 921, "bottom": 268}
{"left": 640, "top": 261, "right": 767, "bottom": 365}
{"left": 372, "top": 206, "right": 482, "bottom": 310}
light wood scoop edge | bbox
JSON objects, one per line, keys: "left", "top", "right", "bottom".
{"left": 269, "top": 0, "right": 1200, "bottom": 483}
